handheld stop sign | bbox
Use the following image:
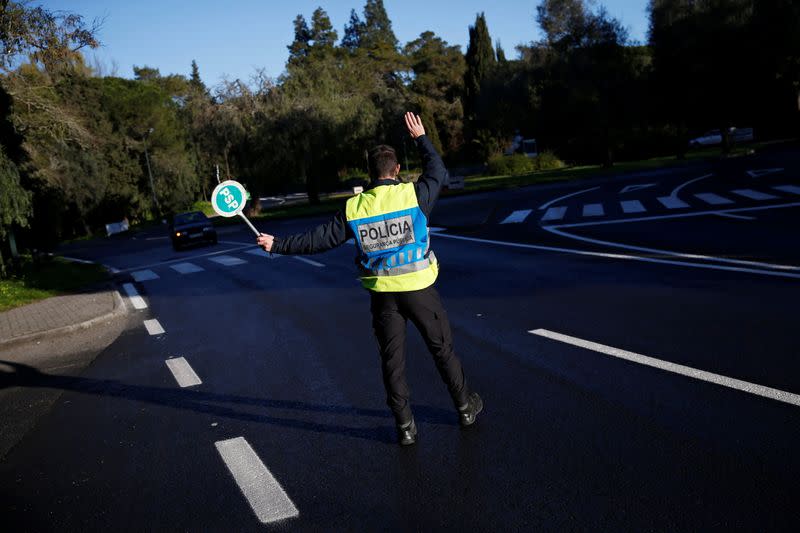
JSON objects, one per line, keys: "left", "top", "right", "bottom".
{"left": 211, "top": 180, "right": 261, "bottom": 236}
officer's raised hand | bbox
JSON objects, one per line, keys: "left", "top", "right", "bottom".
{"left": 257, "top": 232, "right": 274, "bottom": 252}
{"left": 404, "top": 112, "right": 425, "bottom": 139}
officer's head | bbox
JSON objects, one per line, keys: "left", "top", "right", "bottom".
{"left": 368, "top": 145, "right": 400, "bottom": 181}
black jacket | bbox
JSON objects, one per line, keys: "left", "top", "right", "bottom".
{"left": 271, "top": 135, "right": 448, "bottom": 255}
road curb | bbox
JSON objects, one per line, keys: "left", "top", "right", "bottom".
{"left": 0, "top": 287, "right": 128, "bottom": 350}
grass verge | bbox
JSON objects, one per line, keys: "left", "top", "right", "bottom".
{"left": 0, "top": 256, "right": 109, "bottom": 312}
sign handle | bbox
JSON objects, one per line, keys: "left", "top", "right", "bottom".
{"left": 238, "top": 212, "right": 261, "bottom": 237}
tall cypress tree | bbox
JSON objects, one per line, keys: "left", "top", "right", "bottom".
{"left": 464, "top": 13, "right": 495, "bottom": 128}
{"left": 189, "top": 59, "right": 206, "bottom": 93}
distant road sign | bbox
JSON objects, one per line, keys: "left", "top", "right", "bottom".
{"left": 212, "top": 180, "right": 247, "bottom": 218}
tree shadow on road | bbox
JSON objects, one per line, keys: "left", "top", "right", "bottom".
{"left": 0, "top": 360, "right": 458, "bottom": 445}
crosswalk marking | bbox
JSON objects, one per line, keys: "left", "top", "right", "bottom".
{"left": 582, "top": 203, "right": 604, "bottom": 217}
{"left": 657, "top": 196, "right": 690, "bottom": 209}
{"left": 773, "top": 185, "right": 800, "bottom": 195}
{"left": 541, "top": 206, "right": 567, "bottom": 222}
{"left": 165, "top": 357, "right": 202, "bottom": 387}
{"left": 500, "top": 209, "right": 532, "bottom": 224}
{"left": 209, "top": 255, "right": 246, "bottom": 266}
{"left": 131, "top": 269, "right": 159, "bottom": 282}
{"left": 170, "top": 262, "right": 204, "bottom": 274}
{"left": 620, "top": 200, "right": 646, "bottom": 213}
{"left": 215, "top": 437, "right": 299, "bottom": 524}
{"left": 730, "top": 189, "right": 777, "bottom": 201}
{"left": 246, "top": 248, "right": 281, "bottom": 258}
{"left": 694, "top": 192, "right": 734, "bottom": 205}
{"left": 122, "top": 283, "right": 147, "bottom": 310}
{"left": 143, "top": 319, "right": 165, "bottom": 335}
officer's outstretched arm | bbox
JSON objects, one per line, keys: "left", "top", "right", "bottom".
{"left": 257, "top": 211, "right": 350, "bottom": 255}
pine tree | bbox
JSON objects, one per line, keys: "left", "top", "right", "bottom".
{"left": 463, "top": 13, "right": 495, "bottom": 125}
{"left": 189, "top": 59, "right": 206, "bottom": 93}
{"left": 341, "top": 9, "right": 364, "bottom": 51}
{"left": 310, "top": 7, "right": 337, "bottom": 50}
{"left": 361, "top": 0, "right": 398, "bottom": 51}
{"left": 287, "top": 14, "right": 311, "bottom": 66}
{"left": 495, "top": 41, "right": 507, "bottom": 63}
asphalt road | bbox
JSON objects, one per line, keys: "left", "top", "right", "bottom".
{"left": 2, "top": 147, "right": 799, "bottom": 531}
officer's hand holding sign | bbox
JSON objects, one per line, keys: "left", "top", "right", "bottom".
{"left": 255, "top": 112, "right": 482, "bottom": 446}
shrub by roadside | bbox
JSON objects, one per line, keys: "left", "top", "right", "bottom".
{"left": 486, "top": 152, "right": 565, "bottom": 176}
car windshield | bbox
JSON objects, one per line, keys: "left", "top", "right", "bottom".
{"left": 174, "top": 212, "right": 207, "bottom": 224}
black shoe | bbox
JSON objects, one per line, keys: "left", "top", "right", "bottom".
{"left": 458, "top": 392, "right": 483, "bottom": 427}
{"left": 397, "top": 418, "right": 417, "bottom": 446}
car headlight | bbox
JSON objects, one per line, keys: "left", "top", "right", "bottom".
{"left": 175, "top": 232, "right": 182, "bottom": 237}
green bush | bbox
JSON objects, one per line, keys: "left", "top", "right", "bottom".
{"left": 533, "top": 151, "right": 565, "bottom": 171}
{"left": 486, "top": 154, "right": 535, "bottom": 176}
{"left": 191, "top": 200, "right": 215, "bottom": 217}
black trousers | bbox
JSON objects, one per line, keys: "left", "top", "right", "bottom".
{"left": 369, "top": 285, "right": 469, "bottom": 425}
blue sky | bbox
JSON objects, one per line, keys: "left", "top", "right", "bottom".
{"left": 43, "top": 0, "right": 649, "bottom": 88}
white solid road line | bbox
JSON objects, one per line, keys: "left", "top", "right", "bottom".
{"left": 620, "top": 200, "right": 646, "bottom": 213}
{"left": 294, "top": 256, "right": 325, "bottom": 267}
{"left": 715, "top": 212, "right": 756, "bottom": 221}
{"left": 215, "top": 437, "right": 299, "bottom": 524}
{"left": 170, "top": 262, "right": 204, "bottom": 274}
{"left": 500, "top": 209, "right": 532, "bottom": 224}
{"left": 541, "top": 206, "right": 567, "bottom": 222}
{"left": 773, "top": 184, "right": 800, "bottom": 195}
{"left": 694, "top": 192, "right": 734, "bottom": 205}
{"left": 131, "top": 269, "right": 159, "bottom": 282}
{"left": 730, "top": 189, "right": 777, "bottom": 201}
{"left": 542, "top": 224, "right": 800, "bottom": 272}
{"left": 434, "top": 232, "right": 800, "bottom": 279}
{"left": 165, "top": 357, "right": 202, "bottom": 387}
{"left": 209, "top": 255, "right": 247, "bottom": 266}
{"left": 143, "top": 319, "right": 165, "bottom": 335}
{"left": 551, "top": 201, "right": 800, "bottom": 229}
{"left": 122, "top": 283, "right": 148, "bottom": 310}
{"left": 582, "top": 203, "right": 604, "bottom": 217}
{"left": 538, "top": 186, "right": 600, "bottom": 210}
{"left": 428, "top": 227, "right": 447, "bottom": 233}
{"left": 529, "top": 328, "right": 800, "bottom": 408}
{"left": 657, "top": 196, "right": 690, "bottom": 209}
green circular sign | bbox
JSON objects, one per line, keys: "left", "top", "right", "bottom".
{"left": 211, "top": 180, "right": 247, "bottom": 217}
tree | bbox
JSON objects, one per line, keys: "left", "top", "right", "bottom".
{"left": 361, "top": 0, "right": 398, "bottom": 51}
{"left": 463, "top": 13, "right": 495, "bottom": 135}
{"left": 287, "top": 14, "right": 311, "bottom": 66}
{"left": 310, "top": 7, "right": 337, "bottom": 51}
{"left": 0, "top": 145, "right": 31, "bottom": 275}
{"left": 189, "top": 59, "right": 206, "bottom": 94}
{"left": 341, "top": 9, "right": 364, "bottom": 51}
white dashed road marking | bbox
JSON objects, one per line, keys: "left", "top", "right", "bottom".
{"left": 529, "top": 328, "right": 800, "bottom": 408}
{"left": 695, "top": 193, "right": 734, "bottom": 205}
{"left": 620, "top": 200, "right": 646, "bottom": 214}
{"left": 246, "top": 248, "right": 281, "bottom": 258}
{"left": 171, "top": 262, "right": 204, "bottom": 274}
{"left": 122, "top": 283, "right": 148, "bottom": 310}
{"left": 657, "top": 196, "right": 689, "bottom": 209}
{"left": 582, "top": 204, "right": 604, "bottom": 217}
{"left": 773, "top": 185, "right": 800, "bottom": 195}
{"left": 500, "top": 210, "right": 532, "bottom": 224}
{"left": 215, "top": 437, "right": 299, "bottom": 524}
{"left": 143, "top": 319, "right": 165, "bottom": 335}
{"left": 294, "top": 257, "right": 325, "bottom": 267}
{"left": 730, "top": 189, "right": 777, "bottom": 201}
{"left": 131, "top": 269, "right": 159, "bottom": 282}
{"left": 209, "top": 255, "right": 247, "bottom": 266}
{"left": 165, "top": 357, "right": 202, "bottom": 387}
{"left": 541, "top": 206, "right": 567, "bottom": 222}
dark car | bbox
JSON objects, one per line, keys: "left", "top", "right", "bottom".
{"left": 170, "top": 211, "right": 217, "bottom": 250}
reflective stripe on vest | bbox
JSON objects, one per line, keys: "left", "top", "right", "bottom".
{"left": 345, "top": 182, "right": 438, "bottom": 292}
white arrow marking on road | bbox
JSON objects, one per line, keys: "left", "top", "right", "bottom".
{"left": 122, "top": 283, "right": 147, "bottom": 310}
{"left": 143, "top": 319, "right": 165, "bottom": 335}
{"left": 530, "top": 329, "right": 800, "bottom": 408}
{"left": 538, "top": 186, "right": 600, "bottom": 210}
{"left": 215, "top": 437, "right": 299, "bottom": 524}
{"left": 620, "top": 183, "right": 656, "bottom": 194}
{"left": 500, "top": 210, "right": 532, "bottom": 224}
{"left": 131, "top": 269, "right": 159, "bottom": 282}
{"left": 746, "top": 168, "right": 783, "bottom": 178}
{"left": 165, "top": 357, "right": 202, "bottom": 387}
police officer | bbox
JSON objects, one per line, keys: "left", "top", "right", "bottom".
{"left": 256, "top": 112, "right": 482, "bottom": 446}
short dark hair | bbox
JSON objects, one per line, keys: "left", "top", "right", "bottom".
{"left": 368, "top": 145, "right": 398, "bottom": 180}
